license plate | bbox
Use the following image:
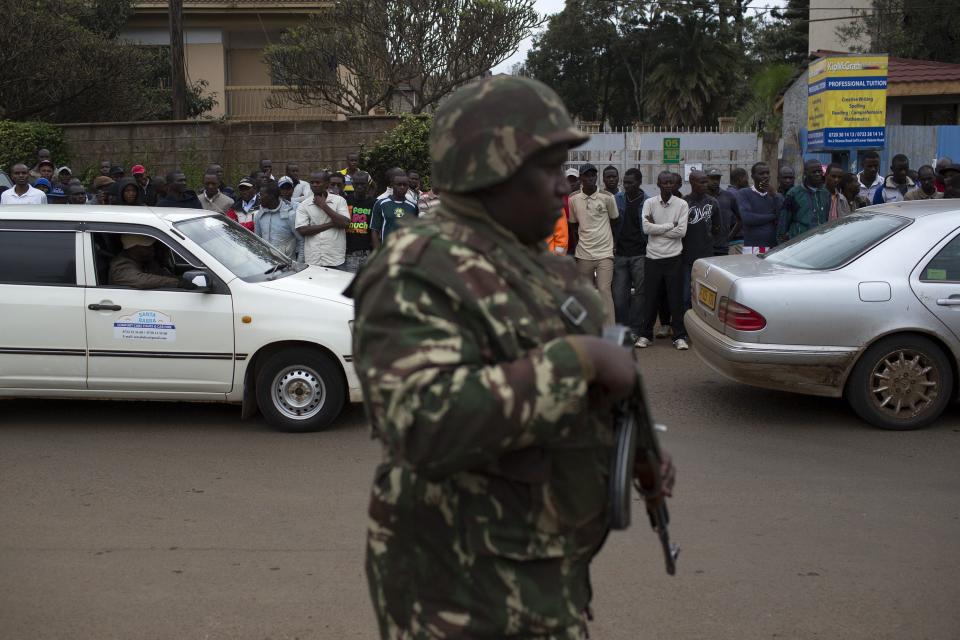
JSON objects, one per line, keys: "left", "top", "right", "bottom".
{"left": 697, "top": 284, "right": 717, "bottom": 310}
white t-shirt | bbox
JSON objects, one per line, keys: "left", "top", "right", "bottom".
{"left": 1, "top": 185, "right": 47, "bottom": 205}
{"left": 295, "top": 193, "right": 349, "bottom": 267}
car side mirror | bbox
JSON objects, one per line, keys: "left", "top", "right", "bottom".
{"left": 182, "top": 269, "right": 212, "bottom": 292}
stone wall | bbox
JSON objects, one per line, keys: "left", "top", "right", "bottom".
{"left": 59, "top": 116, "right": 401, "bottom": 184}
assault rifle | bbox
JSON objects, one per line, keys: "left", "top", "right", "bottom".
{"left": 603, "top": 325, "right": 680, "bottom": 576}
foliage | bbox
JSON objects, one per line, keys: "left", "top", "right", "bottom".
{"left": 525, "top": 1, "right": 620, "bottom": 123}
{"left": 642, "top": 12, "right": 741, "bottom": 128}
{"left": 735, "top": 63, "right": 794, "bottom": 133}
{"left": 749, "top": 0, "right": 809, "bottom": 67}
{"left": 836, "top": 0, "right": 960, "bottom": 64}
{"left": 0, "top": 0, "right": 217, "bottom": 122}
{"left": 0, "top": 121, "right": 67, "bottom": 172}
{"left": 265, "top": 0, "right": 539, "bottom": 115}
{"left": 526, "top": 0, "right": 751, "bottom": 128}
{"left": 360, "top": 115, "right": 431, "bottom": 190}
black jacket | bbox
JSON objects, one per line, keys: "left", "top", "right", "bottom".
{"left": 113, "top": 177, "right": 145, "bottom": 205}
{"left": 155, "top": 190, "right": 203, "bottom": 209}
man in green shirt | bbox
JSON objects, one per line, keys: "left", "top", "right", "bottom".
{"left": 778, "top": 159, "right": 830, "bottom": 244}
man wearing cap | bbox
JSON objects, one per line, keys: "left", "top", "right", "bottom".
{"left": 109, "top": 235, "right": 181, "bottom": 289}
{"left": 2, "top": 164, "right": 48, "bottom": 205}
{"left": 34, "top": 159, "right": 56, "bottom": 185}
{"left": 568, "top": 162, "right": 618, "bottom": 325}
{"left": 198, "top": 172, "right": 235, "bottom": 214}
{"left": 255, "top": 181, "right": 302, "bottom": 262}
{"left": 57, "top": 166, "right": 73, "bottom": 188}
{"left": 33, "top": 178, "right": 52, "bottom": 196}
{"left": 278, "top": 176, "right": 296, "bottom": 204}
{"left": 235, "top": 177, "right": 259, "bottom": 215}
{"left": 29, "top": 149, "right": 53, "bottom": 183}
{"left": 934, "top": 157, "right": 955, "bottom": 193}
{"left": 91, "top": 176, "right": 115, "bottom": 204}
{"left": 131, "top": 165, "right": 158, "bottom": 206}
{"left": 349, "top": 74, "right": 674, "bottom": 639}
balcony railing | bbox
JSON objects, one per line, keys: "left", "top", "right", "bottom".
{"left": 224, "top": 86, "right": 337, "bottom": 121}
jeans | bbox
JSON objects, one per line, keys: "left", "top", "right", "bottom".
{"left": 612, "top": 255, "right": 645, "bottom": 333}
{"left": 682, "top": 261, "right": 693, "bottom": 311}
{"left": 640, "top": 255, "right": 686, "bottom": 340}
{"left": 342, "top": 249, "right": 372, "bottom": 274}
{"left": 576, "top": 256, "right": 615, "bottom": 326}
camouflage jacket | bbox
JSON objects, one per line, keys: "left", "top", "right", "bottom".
{"left": 350, "top": 193, "right": 616, "bottom": 639}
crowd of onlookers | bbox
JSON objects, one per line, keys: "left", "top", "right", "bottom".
{"left": 2, "top": 147, "right": 959, "bottom": 320}
{"left": 0, "top": 150, "right": 438, "bottom": 274}
{"left": 559, "top": 153, "right": 960, "bottom": 351}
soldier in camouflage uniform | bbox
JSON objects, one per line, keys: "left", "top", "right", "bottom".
{"left": 349, "top": 75, "right": 671, "bottom": 639}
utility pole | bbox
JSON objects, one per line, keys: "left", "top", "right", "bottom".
{"left": 169, "top": 0, "right": 187, "bottom": 119}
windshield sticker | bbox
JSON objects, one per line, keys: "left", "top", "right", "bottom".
{"left": 926, "top": 268, "right": 947, "bottom": 280}
{"left": 113, "top": 310, "right": 176, "bottom": 342}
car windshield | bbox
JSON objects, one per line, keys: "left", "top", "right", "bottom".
{"left": 175, "top": 215, "right": 301, "bottom": 282}
{"left": 761, "top": 212, "right": 910, "bottom": 270}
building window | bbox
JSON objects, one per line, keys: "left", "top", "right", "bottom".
{"left": 901, "top": 104, "right": 958, "bottom": 126}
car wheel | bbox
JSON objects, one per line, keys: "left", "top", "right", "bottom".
{"left": 847, "top": 335, "right": 953, "bottom": 430}
{"left": 255, "top": 347, "right": 345, "bottom": 432}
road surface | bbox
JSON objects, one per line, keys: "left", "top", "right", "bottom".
{"left": 2, "top": 342, "right": 958, "bottom": 639}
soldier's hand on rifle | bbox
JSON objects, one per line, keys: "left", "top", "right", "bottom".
{"left": 568, "top": 335, "right": 637, "bottom": 401}
{"left": 635, "top": 450, "right": 676, "bottom": 499}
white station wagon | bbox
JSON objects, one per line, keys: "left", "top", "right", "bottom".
{"left": 0, "top": 205, "right": 360, "bottom": 432}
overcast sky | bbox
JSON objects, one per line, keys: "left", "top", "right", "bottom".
{"left": 491, "top": 0, "right": 787, "bottom": 74}
{"left": 491, "top": 0, "right": 567, "bottom": 74}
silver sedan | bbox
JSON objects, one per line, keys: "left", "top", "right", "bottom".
{"left": 685, "top": 201, "right": 960, "bottom": 430}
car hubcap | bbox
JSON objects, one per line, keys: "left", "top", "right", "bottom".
{"left": 272, "top": 366, "right": 326, "bottom": 420}
{"left": 869, "top": 349, "right": 939, "bottom": 419}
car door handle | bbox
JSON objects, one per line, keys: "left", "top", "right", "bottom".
{"left": 936, "top": 298, "right": 960, "bottom": 307}
{"left": 88, "top": 303, "right": 121, "bottom": 311}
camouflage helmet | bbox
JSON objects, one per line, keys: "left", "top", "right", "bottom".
{"left": 430, "top": 76, "right": 588, "bottom": 194}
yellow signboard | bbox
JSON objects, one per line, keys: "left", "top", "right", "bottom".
{"left": 807, "top": 54, "right": 888, "bottom": 150}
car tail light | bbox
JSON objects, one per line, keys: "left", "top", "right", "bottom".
{"left": 718, "top": 297, "right": 766, "bottom": 331}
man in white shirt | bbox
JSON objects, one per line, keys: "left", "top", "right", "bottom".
{"left": 568, "top": 163, "right": 618, "bottom": 325}
{"left": 1, "top": 164, "right": 48, "bottom": 205}
{"left": 636, "top": 171, "right": 689, "bottom": 350}
{"left": 296, "top": 171, "right": 350, "bottom": 269}
{"left": 857, "top": 150, "right": 884, "bottom": 203}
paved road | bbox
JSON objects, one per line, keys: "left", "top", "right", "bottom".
{"left": 2, "top": 343, "right": 959, "bottom": 640}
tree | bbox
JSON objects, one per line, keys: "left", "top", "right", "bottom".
{"left": 750, "top": 0, "right": 809, "bottom": 66}
{"left": 360, "top": 115, "right": 431, "bottom": 189}
{"left": 526, "top": 1, "right": 751, "bottom": 128}
{"left": 265, "top": 0, "right": 539, "bottom": 115}
{"left": 643, "top": 12, "right": 740, "bottom": 128}
{"left": 524, "top": 1, "right": 619, "bottom": 124}
{"left": 836, "top": 0, "right": 960, "bottom": 64}
{"left": 0, "top": 0, "right": 216, "bottom": 122}
{"left": 736, "top": 63, "right": 794, "bottom": 133}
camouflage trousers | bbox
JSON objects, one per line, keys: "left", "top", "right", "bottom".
{"left": 366, "top": 540, "right": 591, "bottom": 639}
